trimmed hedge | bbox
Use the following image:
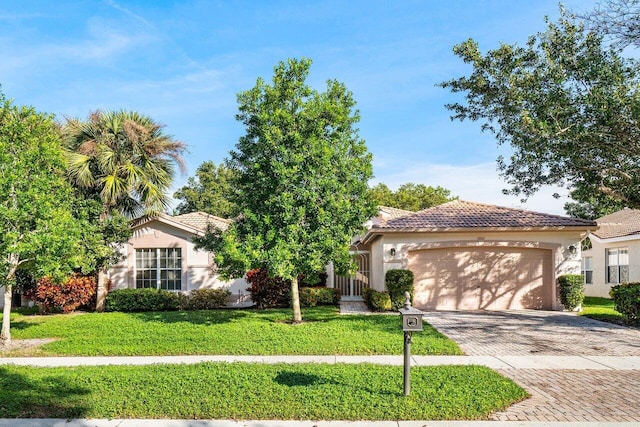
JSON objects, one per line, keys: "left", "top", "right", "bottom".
{"left": 105, "top": 288, "right": 181, "bottom": 312}
{"left": 182, "top": 288, "right": 231, "bottom": 310}
{"left": 557, "top": 274, "right": 585, "bottom": 311}
{"left": 299, "top": 286, "right": 341, "bottom": 307}
{"left": 610, "top": 282, "right": 640, "bottom": 324}
{"left": 362, "top": 287, "right": 392, "bottom": 312}
{"left": 385, "top": 269, "right": 414, "bottom": 310}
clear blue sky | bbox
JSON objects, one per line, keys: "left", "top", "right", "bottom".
{"left": 0, "top": 0, "right": 598, "bottom": 214}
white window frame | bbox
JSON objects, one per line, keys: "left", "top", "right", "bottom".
{"left": 606, "top": 247, "right": 629, "bottom": 284}
{"left": 135, "top": 248, "right": 182, "bottom": 291}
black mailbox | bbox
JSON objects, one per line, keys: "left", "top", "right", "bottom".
{"left": 399, "top": 305, "right": 424, "bottom": 332}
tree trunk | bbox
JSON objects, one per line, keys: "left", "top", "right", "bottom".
{"left": 291, "top": 276, "right": 302, "bottom": 323}
{"left": 1, "top": 283, "right": 12, "bottom": 346}
{"left": 95, "top": 267, "right": 109, "bottom": 312}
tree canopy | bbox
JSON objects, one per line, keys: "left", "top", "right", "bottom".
{"left": 194, "top": 58, "right": 376, "bottom": 322}
{"left": 173, "top": 161, "right": 238, "bottom": 218}
{"left": 440, "top": 7, "right": 640, "bottom": 210}
{"left": 369, "top": 183, "right": 456, "bottom": 211}
{"left": 0, "top": 94, "right": 93, "bottom": 344}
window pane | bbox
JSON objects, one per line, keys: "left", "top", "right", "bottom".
{"left": 585, "top": 271, "right": 593, "bottom": 284}
{"left": 584, "top": 257, "right": 593, "bottom": 270}
{"left": 620, "top": 266, "right": 629, "bottom": 283}
{"left": 607, "top": 249, "right": 619, "bottom": 266}
{"left": 608, "top": 266, "right": 619, "bottom": 283}
{"left": 619, "top": 249, "right": 629, "bottom": 265}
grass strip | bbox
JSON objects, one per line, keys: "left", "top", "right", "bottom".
{"left": 580, "top": 297, "right": 627, "bottom": 325}
{"left": 0, "top": 362, "right": 527, "bottom": 420}
{"left": 5, "top": 306, "right": 461, "bottom": 356}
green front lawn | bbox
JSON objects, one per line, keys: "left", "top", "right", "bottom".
{"left": 4, "top": 306, "right": 462, "bottom": 356}
{"left": 0, "top": 362, "right": 527, "bottom": 420}
{"left": 580, "top": 297, "right": 626, "bottom": 325}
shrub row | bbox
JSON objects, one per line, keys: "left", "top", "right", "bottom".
{"left": 105, "top": 288, "right": 231, "bottom": 312}
{"left": 610, "top": 282, "right": 640, "bottom": 324}
{"left": 362, "top": 288, "right": 392, "bottom": 312}
{"left": 557, "top": 274, "right": 584, "bottom": 311}
{"left": 245, "top": 268, "right": 339, "bottom": 308}
{"left": 299, "top": 287, "right": 341, "bottom": 307}
{"left": 25, "top": 275, "right": 96, "bottom": 314}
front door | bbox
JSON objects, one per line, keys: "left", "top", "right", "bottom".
{"left": 333, "top": 252, "right": 370, "bottom": 301}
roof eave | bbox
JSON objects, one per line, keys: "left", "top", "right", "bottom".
{"left": 131, "top": 214, "right": 205, "bottom": 236}
{"left": 362, "top": 225, "right": 598, "bottom": 244}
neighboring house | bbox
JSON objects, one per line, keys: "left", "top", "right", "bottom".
{"left": 581, "top": 208, "right": 640, "bottom": 298}
{"left": 329, "top": 200, "right": 597, "bottom": 310}
{"left": 108, "top": 212, "right": 250, "bottom": 306}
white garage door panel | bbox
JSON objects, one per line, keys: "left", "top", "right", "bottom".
{"left": 409, "top": 247, "right": 552, "bottom": 310}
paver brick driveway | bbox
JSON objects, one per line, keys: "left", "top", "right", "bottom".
{"left": 422, "top": 309, "right": 640, "bottom": 356}
{"left": 422, "top": 310, "right": 640, "bottom": 422}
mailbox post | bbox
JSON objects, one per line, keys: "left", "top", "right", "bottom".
{"left": 398, "top": 291, "right": 424, "bottom": 396}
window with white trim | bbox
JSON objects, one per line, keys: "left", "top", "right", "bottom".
{"left": 606, "top": 247, "right": 628, "bottom": 284}
{"left": 135, "top": 248, "right": 182, "bottom": 291}
{"left": 582, "top": 257, "right": 593, "bottom": 284}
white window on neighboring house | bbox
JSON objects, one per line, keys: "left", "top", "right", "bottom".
{"left": 135, "top": 248, "right": 182, "bottom": 291}
{"left": 582, "top": 257, "right": 593, "bottom": 284}
{"left": 606, "top": 247, "right": 629, "bottom": 284}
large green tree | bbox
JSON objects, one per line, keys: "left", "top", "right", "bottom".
{"left": 440, "top": 8, "right": 640, "bottom": 210}
{"left": 369, "top": 182, "right": 456, "bottom": 211}
{"left": 173, "top": 161, "right": 238, "bottom": 217}
{"left": 0, "top": 95, "right": 91, "bottom": 345}
{"left": 195, "top": 58, "right": 376, "bottom": 323}
{"left": 63, "top": 110, "right": 187, "bottom": 311}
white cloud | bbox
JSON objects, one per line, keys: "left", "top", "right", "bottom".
{"left": 372, "top": 161, "right": 570, "bottom": 215}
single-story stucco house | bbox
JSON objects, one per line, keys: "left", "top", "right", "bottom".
{"left": 3, "top": 201, "right": 599, "bottom": 312}
{"left": 581, "top": 208, "right": 640, "bottom": 298}
{"left": 330, "top": 200, "right": 597, "bottom": 311}
{"left": 107, "top": 211, "right": 251, "bottom": 306}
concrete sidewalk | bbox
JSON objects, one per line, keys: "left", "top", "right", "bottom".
{"left": 1, "top": 354, "right": 639, "bottom": 370}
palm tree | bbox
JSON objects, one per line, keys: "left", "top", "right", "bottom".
{"left": 63, "top": 110, "right": 187, "bottom": 311}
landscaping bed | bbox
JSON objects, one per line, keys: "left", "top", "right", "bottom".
{"left": 0, "top": 362, "right": 527, "bottom": 420}
{"left": 3, "top": 306, "right": 462, "bottom": 356}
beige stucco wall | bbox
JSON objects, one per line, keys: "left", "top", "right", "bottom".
{"left": 368, "top": 230, "right": 587, "bottom": 309}
{"left": 583, "top": 235, "right": 640, "bottom": 298}
{"left": 108, "top": 220, "right": 249, "bottom": 305}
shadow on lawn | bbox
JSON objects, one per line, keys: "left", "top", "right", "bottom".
{"left": 0, "top": 367, "right": 90, "bottom": 418}
{"left": 274, "top": 369, "right": 401, "bottom": 397}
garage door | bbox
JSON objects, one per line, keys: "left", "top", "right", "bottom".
{"left": 408, "top": 247, "right": 553, "bottom": 310}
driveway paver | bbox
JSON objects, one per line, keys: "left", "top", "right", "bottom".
{"left": 421, "top": 310, "right": 640, "bottom": 422}
{"left": 422, "top": 310, "right": 640, "bottom": 356}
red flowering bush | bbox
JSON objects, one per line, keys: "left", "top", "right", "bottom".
{"left": 29, "top": 275, "right": 97, "bottom": 314}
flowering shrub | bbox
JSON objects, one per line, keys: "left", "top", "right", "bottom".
{"left": 29, "top": 275, "right": 97, "bottom": 314}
